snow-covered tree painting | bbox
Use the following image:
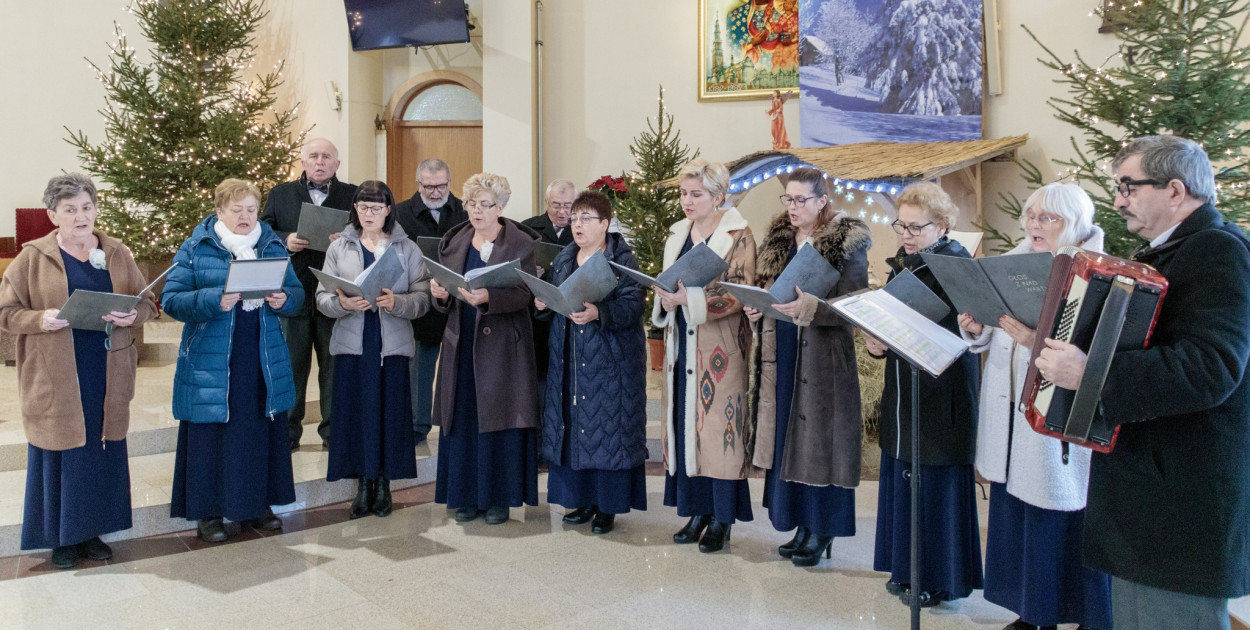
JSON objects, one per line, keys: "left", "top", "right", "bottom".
{"left": 798, "top": 0, "right": 984, "bottom": 147}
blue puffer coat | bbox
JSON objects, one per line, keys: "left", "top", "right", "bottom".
{"left": 540, "top": 232, "right": 648, "bottom": 470}
{"left": 162, "top": 215, "right": 303, "bottom": 423}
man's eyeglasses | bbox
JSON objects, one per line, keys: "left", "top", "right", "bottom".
{"left": 1115, "top": 178, "right": 1166, "bottom": 198}
{"left": 419, "top": 182, "right": 450, "bottom": 194}
{"left": 356, "top": 204, "right": 387, "bottom": 215}
{"left": 569, "top": 214, "right": 603, "bottom": 225}
{"left": 549, "top": 202, "right": 574, "bottom": 211}
{"left": 891, "top": 220, "right": 933, "bottom": 236}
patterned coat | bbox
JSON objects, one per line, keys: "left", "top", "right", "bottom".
{"left": 652, "top": 207, "right": 757, "bottom": 480}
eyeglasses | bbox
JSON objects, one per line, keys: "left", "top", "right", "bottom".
{"left": 779, "top": 195, "right": 819, "bottom": 207}
{"left": 891, "top": 220, "right": 934, "bottom": 236}
{"left": 569, "top": 214, "right": 603, "bottom": 224}
{"left": 419, "top": 182, "right": 449, "bottom": 194}
{"left": 1025, "top": 213, "right": 1063, "bottom": 226}
{"left": 465, "top": 200, "right": 497, "bottom": 210}
{"left": 356, "top": 203, "right": 388, "bottom": 215}
{"left": 1115, "top": 178, "right": 1166, "bottom": 198}
{"left": 548, "top": 202, "right": 574, "bottom": 211}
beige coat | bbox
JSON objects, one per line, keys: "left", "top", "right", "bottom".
{"left": 652, "top": 207, "right": 757, "bottom": 480}
{"left": 0, "top": 231, "right": 157, "bottom": 450}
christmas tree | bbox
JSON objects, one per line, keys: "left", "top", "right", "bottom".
{"left": 613, "top": 86, "right": 699, "bottom": 328}
{"left": 66, "top": 0, "right": 305, "bottom": 262}
{"left": 860, "top": 0, "right": 983, "bottom": 116}
{"left": 990, "top": 0, "right": 1250, "bottom": 257}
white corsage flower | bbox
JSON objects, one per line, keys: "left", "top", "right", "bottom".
{"left": 88, "top": 249, "right": 107, "bottom": 270}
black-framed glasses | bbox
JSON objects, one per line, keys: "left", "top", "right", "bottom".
{"left": 779, "top": 194, "right": 819, "bottom": 207}
{"left": 356, "top": 203, "right": 388, "bottom": 215}
{"left": 419, "top": 182, "right": 449, "bottom": 193}
{"left": 891, "top": 220, "right": 933, "bottom": 236}
{"left": 1115, "top": 178, "right": 1166, "bottom": 198}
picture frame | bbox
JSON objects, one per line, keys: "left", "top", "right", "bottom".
{"left": 699, "top": 0, "right": 801, "bottom": 102}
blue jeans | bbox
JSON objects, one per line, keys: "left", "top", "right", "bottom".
{"left": 410, "top": 340, "right": 440, "bottom": 438}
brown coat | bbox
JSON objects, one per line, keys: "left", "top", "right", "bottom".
{"left": 652, "top": 207, "right": 757, "bottom": 480}
{"left": 432, "top": 218, "right": 540, "bottom": 434}
{"left": 0, "top": 231, "right": 158, "bottom": 450}
{"left": 749, "top": 212, "right": 871, "bottom": 488}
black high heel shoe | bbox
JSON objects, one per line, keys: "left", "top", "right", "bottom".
{"left": 790, "top": 535, "right": 833, "bottom": 567}
{"left": 778, "top": 526, "right": 810, "bottom": 558}
{"left": 673, "top": 514, "right": 711, "bottom": 544}
{"left": 372, "top": 478, "right": 392, "bottom": 517}
{"left": 349, "top": 478, "right": 373, "bottom": 519}
{"left": 698, "top": 520, "right": 732, "bottom": 553}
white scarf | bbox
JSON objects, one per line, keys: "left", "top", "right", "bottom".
{"left": 214, "top": 219, "right": 264, "bottom": 311}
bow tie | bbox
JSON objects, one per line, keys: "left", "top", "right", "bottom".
{"left": 308, "top": 182, "right": 329, "bottom": 194}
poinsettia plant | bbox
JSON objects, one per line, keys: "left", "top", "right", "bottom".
{"left": 588, "top": 174, "right": 628, "bottom": 202}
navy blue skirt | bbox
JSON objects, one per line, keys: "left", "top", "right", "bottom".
{"left": 762, "top": 318, "right": 855, "bottom": 537}
{"left": 327, "top": 250, "right": 416, "bottom": 482}
{"left": 984, "top": 482, "right": 1112, "bottom": 628}
{"left": 22, "top": 252, "right": 131, "bottom": 550}
{"left": 170, "top": 308, "right": 296, "bottom": 522}
{"left": 873, "top": 453, "right": 984, "bottom": 600}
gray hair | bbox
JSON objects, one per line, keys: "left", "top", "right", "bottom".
{"left": 416, "top": 158, "right": 450, "bottom": 181}
{"left": 1112, "top": 135, "right": 1216, "bottom": 205}
{"left": 1019, "top": 182, "right": 1096, "bottom": 249}
{"left": 301, "top": 138, "right": 339, "bottom": 160}
{"left": 544, "top": 179, "right": 577, "bottom": 202}
{"left": 43, "top": 173, "right": 98, "bottom": 212}
{"left": 462, "top": 172, "right": 511, "bottom": 208}
{"left": 678, "top": 159, "right": 730, "bottom": 202}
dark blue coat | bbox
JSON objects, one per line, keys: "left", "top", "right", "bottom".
{"left": 540, "top": 233, "right": 648, "bottom": 470}
{"left": 162, "top": 215, "right": 303, "bottom": 423}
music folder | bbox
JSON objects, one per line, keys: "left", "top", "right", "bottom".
{"left": 311, "top": 245, "right": 405, "bottom": 307}
{"left": 426, "top": 258, "right": 524, "bottom": 301}
{"left": 610, "top": 242, "right": 729, "bottom": 292}
{"left": 295, "top": 203, "right": 349, "bottom": 252}
{"left": 57, "top": 264, "right": 177, "bottom": 331}
{"left": 415, "top": 236, "right": 442, "bottom": 261}
{"left": 515, "top": 251, "right": 619, "bottom": 317}
{"left": 224, "top": 258, "right": 290, "bottom": 299}
{"left": 922, "top": 251, "right": 1054, "bottom": 329}
{"left": 720, "top": 244, "right": 842, "bottom": 322}
{"left": 535, "top": 242, "right": 564, "bottom": 272}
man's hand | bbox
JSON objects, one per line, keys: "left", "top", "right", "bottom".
{"left": 1035, "top": 338, "right": 1088, "bottom": 390}
{"left": 286, "top": 233, "right": 310, "bottom": 253}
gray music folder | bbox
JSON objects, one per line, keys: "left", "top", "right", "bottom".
{"left": 57, "top": 264, "right": 176, "bottom": 331}
{"left": 515, "top": 251, "right": 619, "bottom": 317}
{"left": 610, "top": 242, "right": 729, "bottom": 292}
{"left": 921, "top": 251, "right": 1053, "bottom": 329}
{"left": 426, "top": 258, "right": 523, "bottom": 301}
{"left": 224, "top": 258, "right": 290, "bottom": 299}
{"left": 535, "top": 242, "right": 564, "bottom": 271}
{"left": 771, "top": 243, "right": 842, "bottom": 302}
{"left": 311, "top": 244, "right": 405, "bottom": 307}
{"left": 415, "top": 236, "right": 442, "bottom": 261}
{"left": 295, "top": 203, "right": 349, "bottom": 252}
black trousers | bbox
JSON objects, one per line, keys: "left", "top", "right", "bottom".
{"left": 281, "top": 307, "right": 335, "bottom": 443}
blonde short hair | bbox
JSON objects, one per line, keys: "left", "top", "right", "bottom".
{"left": 896, "top": 181, "right": 959, "bottom": 230}
{"left": 678, "top": 159, "right": 730, "bottom": 202}
{"left": 462, "top": 172, "right": 511, "bottom": 208}
{"left": 214, "top": 178, "right": 261, "bottom": 210}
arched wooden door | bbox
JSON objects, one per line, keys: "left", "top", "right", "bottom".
{"left": 385, "top": 71, "right": 483, "bottom": 204}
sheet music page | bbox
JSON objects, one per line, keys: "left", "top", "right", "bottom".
{"left": 224, "top": 258, "right": 289, "bottom": 298}
{"left": 834, "top": 291, "right": 968, "bottom": 376}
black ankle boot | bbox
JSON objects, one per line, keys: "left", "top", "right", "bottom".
{"left": 673, "top": 514, "right": 711, "bottom": 544}
{"left": 51, "top": 545, "right": 81, "bottom": 569}
{"left": 698, "top": 520, "right": 732, "bottom": 553}
{"left": 197, "top": 517, "right": 228, "bottom": 543}
{"left": 791, "top": 535, "right": 833, "bottom": 567}
{"left": 778, "top": 526, "right": 810, "bottom": 558}
{"left": 372, "top": 478, "right": 393, "bottom": 517}
{"left": 349, "top": 478, "right": 372, "bottom": 519}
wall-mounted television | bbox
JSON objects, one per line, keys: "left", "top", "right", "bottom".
{"left": 344, "top": 0, "right": 471, "bottom": 51}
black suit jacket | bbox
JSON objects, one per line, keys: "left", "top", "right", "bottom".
{"left": 260, "top": 173, "right": 358, "bottom": 313}
{"left": 521, "top": 213, "right": 574, "bottom": 246}
{"left": 393, "top": 192, "right": 468, "bottom": 344}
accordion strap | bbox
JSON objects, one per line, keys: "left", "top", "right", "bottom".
{"left": 1064, "top": 275, "right": 1135, "bottom": 443}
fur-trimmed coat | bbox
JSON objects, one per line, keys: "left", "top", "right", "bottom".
{"left": 652, "top": 207, "right": 757, "bottom": 480}
{"left": 749, "top": 212, "right": 871, "bottom": 488}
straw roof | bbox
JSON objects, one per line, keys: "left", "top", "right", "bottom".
{"left": 658, "top": 135, "right": 1029, "bottom": 187}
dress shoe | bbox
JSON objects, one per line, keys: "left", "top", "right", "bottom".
{"left": 791, "top": 535, "right": 833, "bottom": 567}
{"left": 349, "top": 478, "right": 373, "bottom": 519}
{"left": 372, "top": 478, "right": 393, "bottom": 517}
{"left": 698, "top": 520, "right": 732, "bottom": 553}
{"left": 591, "top": 512, "right": 615, "bottom": 535}
{"left": 1004, "top": 621, "right": 1057, "bottom": 630}
{"left": 247, "top": 506, "right": 283, "bottom": 531}
{"left": 885, "top": 580, "right": 908, "bottom": 595}
{"left": 484, "top": 506, "right": 510, "bottom": 525}
{"left": 454, "top": 506, "right": 480, "bottom": 522}
{"left": 80, "top": 536, "right": 113, "bottom": 560}
{"left": 289, "top": 438, "right": 301, "bottom": 452}
{"left": 197, "top": 517, "right": 229, "bottom": 543}
{"left": 562, "top": 506, "right": 596, "bottom": 524}
{"left": 51, "top": 545, "right": 81, "bottom": 569}
{"left": 778, "top": 526, "right": 810, "bottom": 558}
{"left": 672, "top": 514, "right": 711, "bottom": 544}
{"left": 898, "top": 589, "right": 943, "bottom": 608}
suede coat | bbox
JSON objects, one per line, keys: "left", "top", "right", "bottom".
{"left": 432, "top": 217, "right": 541, "bottom": 434}
{"left": 749, "top": 212, "right": 871, "bottom": 488}
{"left": 0, "top": 231, "right": 158, "bottom": 450}
{"left": 652, "top": 207, "right": 757, "bottom": 480}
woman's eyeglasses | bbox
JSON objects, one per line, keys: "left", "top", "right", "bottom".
{"left": 891, "top": 220, "right": 933, "bottom": 236}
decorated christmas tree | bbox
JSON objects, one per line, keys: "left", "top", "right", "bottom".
{"left": 988, "top": 0, "right": 1250, "bottom": 257}
{"left": 67, "top": 0, "right": 305, "bottom": 262}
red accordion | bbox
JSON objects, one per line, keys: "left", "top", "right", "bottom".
{"left": 1020, "top": 247, "right": 1168, "bottom": 453}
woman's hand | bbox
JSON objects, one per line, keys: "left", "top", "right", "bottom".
{"left": 336, "top": 289, "right": 370, "bottom": 311}
{"left": 957, "top": 313, "right": 983, "bottom": 336}
{"left": 459, "top": 287, "right": 489, "bottom": 306}
{"left": 264, "top": 291, "right": 287, "bottom": 310}
{"left": 42, "top": 309, "right": 69, "bottom": 332}
{"left": 220, "top": 292, "right": 242, "bottom": 312}
{"left": 375, "top": 288, "right": 396, "bottom": 312}
{"left": 429, "top": 278, "right": 450, "bottom": 301}
{"left": 569, "top": 302, "right": 599, "bottom": 325}
{"left": 534, "top": 298, "right": 548, "bottom": 311}
{"left": 772, "top": 287, "right": 805, "bottom": 320}
{"left": 103, "top": 309, "right": 139, "bottom": 328}
{"left": 999, "top": 315, "right": 1037, "bottom": 348}
{"left": 654, "top": 281, "right": 689, "bottom": 313}
{"left": 743, "top": 305, "right": 764, "bottom": 323}
{"left": 864, "top": 334, "right": 888, "bottom": 357}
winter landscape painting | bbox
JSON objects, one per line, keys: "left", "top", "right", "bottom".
{"left": 797, "top": 0, "right": 984, "bottom": 146}
{"left": 700, "top": 0, "right": 802, "bottom": 101}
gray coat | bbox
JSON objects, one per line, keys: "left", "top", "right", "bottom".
{"left": 315, "top": 223, "right": 431, "bottom": 357}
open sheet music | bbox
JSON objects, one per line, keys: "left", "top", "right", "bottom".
{"left": 719, "top": 244, "right": 842, "bottom": 322}
{"left": 426, "top": 258, "right": 523, "bottom": 301}
{"left": 516, "top": 251, "right": 618, "bottom": 317}
{"left": 224, "top": 258, "right": 289, "bottom": 299}
{"left": 57, "top": 264, "right": 177, "bottom": 331}
{"left": 922, "top": 251, "right": 1053, "bottom": 329}
{"left": 311, "top": 245, "right": 405, "bottom": 307}
{"left": 610, "top": 242, "right": 728, "bottom": 292}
